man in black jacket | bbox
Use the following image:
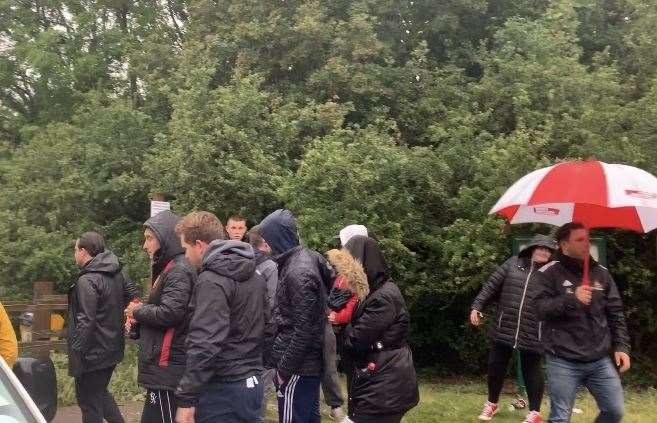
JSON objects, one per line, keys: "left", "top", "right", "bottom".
{"left": 125, "top": 211, "right": 196, "bottom": 423}
{"left": 69, "top": 232, "right": 137, "bottom": 423}
{"left": 174, "top": 212, "right": 267, "bottom": 423}
{"left": 534, "top": 222, "right": 631, "bottom": 423}
{"left": 259, "top": 209, "right": 334, "bottom": 423}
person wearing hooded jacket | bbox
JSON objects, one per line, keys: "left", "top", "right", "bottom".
{"left": 259, "top": 209, "right": 334, "bottom": 423}
{"left": 124, "top": 211, "right": 196, "bottom": 423}
{"left": 173, "top": 212, "right": 268, "bottom": 423}
{"left": 68, "top": 231, "right": 137, "bottom": 423}
{"left": 247, "top": 225, "right": 278, "bottom": 422}
{"left": 470, "top": 234, "right": 557, "bottom": 423}
{"left": 342, "top": 235, "right": 419, "bottom": 423}
{"left": 534, "top": 223, "right": 630, "bottom": 423}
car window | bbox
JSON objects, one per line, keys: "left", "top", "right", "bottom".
{"left": 0, "top": 366, "right": 37, "bottom": 423}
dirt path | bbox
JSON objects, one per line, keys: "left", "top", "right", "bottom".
{"left": 53, "top": 401, "right": 143, "bottom": 423}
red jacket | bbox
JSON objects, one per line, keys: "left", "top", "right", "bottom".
{"left": 330, "top": 275, "right": 359, "bottom": 324}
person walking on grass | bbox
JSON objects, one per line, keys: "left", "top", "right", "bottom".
{"left": 535, "top": 223, "right": 630, "bottom": 423}
{"left": 341, "top": 236, "right": 419, "bottom": 423}
{"left": 259, "top": 209, "right": 335, "bottom": 423}
{"left": 470, "top": 234, "right": 557, "bottom": 423}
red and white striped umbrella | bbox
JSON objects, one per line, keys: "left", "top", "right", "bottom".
{"left": 490, "top": 160, "right": 657, "bottom": 233}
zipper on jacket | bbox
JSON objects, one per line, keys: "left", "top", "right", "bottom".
{"left": 514, "top": 263, "right": 534, "bottom": 348}
{"left": 498, "top": 311, "right": 504, "bottom": 328}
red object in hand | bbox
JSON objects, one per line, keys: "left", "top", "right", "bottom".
{"left": 367, "top": 362, "right": 376, "bottom": 371}
{"left": 331, "top": 275, "right": 359, "bottom": 325}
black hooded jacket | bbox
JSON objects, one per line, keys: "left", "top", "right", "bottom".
{"left": 176, "top": 240, "right": 267, "bottom": 407}
{"left": 133, "top": 211, "right": 196, "bottom": 391}
{"left": 534, "top": 252, "right": 630, "bottom": 362}
{"left": 471, "top": 234, "right": 557, "bottom": 353}
{"left": 68, "top": 250, "right": 136, "bottom": 377}
{"left": 342, "top": 236, "right": 419, "bottom": 418}
{"left": 259, "top": 209, "right": 334, "bottom": 379}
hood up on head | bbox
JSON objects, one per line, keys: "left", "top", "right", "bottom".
{"left": 144, "top": 210, "right": 185, "bottom": 278}
{"left": 344, "top": 235, "right": 390, "bottom": 292}
{"left": 259, "top": 209, "right": 300, "bottom": 256}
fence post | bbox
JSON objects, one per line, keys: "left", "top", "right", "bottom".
{"left": 32, "top": 281, "right": 54, "bottom": 358}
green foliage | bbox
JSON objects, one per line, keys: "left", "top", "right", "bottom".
{"left": 4, "top": 0, "right": 657, "bottom": 380}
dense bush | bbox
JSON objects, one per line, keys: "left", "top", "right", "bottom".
{"left": 2, "top": 0, "right": 657, "bottom": 381}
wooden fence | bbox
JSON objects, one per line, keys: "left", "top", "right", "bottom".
{"left": 4, "top": 281, "right": 67, "bottom": 357}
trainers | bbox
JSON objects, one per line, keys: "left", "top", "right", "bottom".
{"left": 478, "top": 401, "right": 499, "bottom": 420}
{"left": 523, "top": 411, "right": 542, "bottom": 423}
{"left": 330, "top": 407, "right": 346, "bottom": 421}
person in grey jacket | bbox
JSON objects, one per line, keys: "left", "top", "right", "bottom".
{"left": 470, "top": 234, "right": 556, "bottom": 423}
{"left": 174, "top": 212, "right": 268, "bottom": 423}
{"left": 247, "top": 225, "right": 278, "bottom": 422}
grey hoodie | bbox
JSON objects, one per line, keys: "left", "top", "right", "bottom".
{"left": 176, "top": 240, "right": 268, "bottom": 407}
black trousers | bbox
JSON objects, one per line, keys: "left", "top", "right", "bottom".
{"left": 487, "top": 342, "right": 544, "bottom": 412}
{"left": 141, "top": 389, "right": 177, "bottom": 423}
{"left": 352, "top": 413, "right": 405, "bottom": 423}
{"left": 75, "top": 366, "right": 124, "bottom": 423}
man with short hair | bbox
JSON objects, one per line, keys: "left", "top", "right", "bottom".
{"left": 174, "top": 212, "right": 267, "bottom": 423}
{"left": 226, "top": 215, "right": 248, "bottom": 241}
{"left": 534, "top": 222, "right": 631, "bottom": 423}
{"left": 125, "top": 211, "right": 196, "bottom": 423}
{"left": 248, "top": 226, "right": 278, "bottom": 421}
{"left": 68, "top": 232, "right": 136, "bottom": 423}
{"left": 259, "top": 209, "right": 334, "bottom": 423}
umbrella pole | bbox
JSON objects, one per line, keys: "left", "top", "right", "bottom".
{"left": 582, "top": 228, "right": 591, "bottom": 287}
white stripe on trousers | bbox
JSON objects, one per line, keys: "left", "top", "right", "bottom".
{"left": 155, "top": 390, "right": 173, "bottom": 423}
{"left": 283, "top": 375, "right": 300, "bottom": 423}
{"left": 158, "top": 391, "right": 164, "bottom": 422}
{"left": 166, "top": 391, "right": 173, "bottom": 423}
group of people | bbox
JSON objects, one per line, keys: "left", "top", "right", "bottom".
{"left": 66, "top": 210, "right": 419, "bottom": 423}
{"left": 471, "top": 223, "right": 631, "bottom": 423}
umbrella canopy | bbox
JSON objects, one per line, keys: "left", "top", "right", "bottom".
{"left": 490, "top": 160, "right": 657, "bottom": 233}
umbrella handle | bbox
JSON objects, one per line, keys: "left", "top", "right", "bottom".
{"left": 582, "top": 229, "right": 591, "bottom": 287}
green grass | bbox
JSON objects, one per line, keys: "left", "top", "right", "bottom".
{"left": 53, "top": 345, "right": 142, "bottom": 406}
{"left": 53, "top": 349, "right": 657, "bottom": 422}
{"left": 404, "top": 381, "right": 657, "bottom": 423}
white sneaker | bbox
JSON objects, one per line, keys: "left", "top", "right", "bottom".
{"left": 330, "top": 407, "right": 346, "bottom": 421}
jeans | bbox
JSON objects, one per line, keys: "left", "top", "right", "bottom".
{"left": 197, "top": 375, "right": 264, "bottom": 423}
{"left": 546, "top": 354, "right": 624, "bottom": 423}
